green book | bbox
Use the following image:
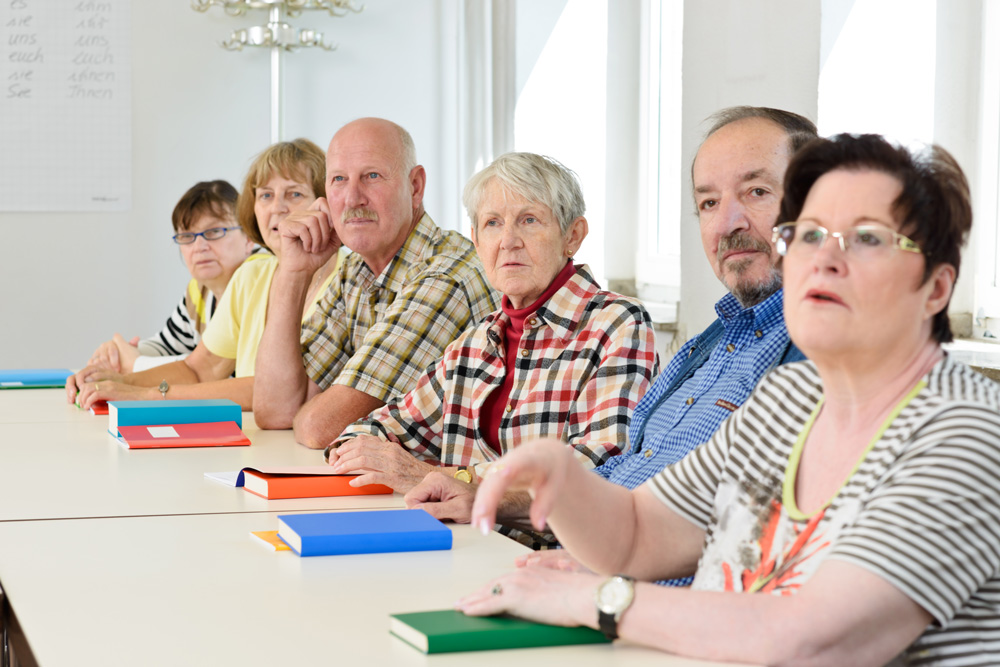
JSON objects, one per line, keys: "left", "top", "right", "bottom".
{"left": 389, "top": 609, "right": 611, "bottom": 654}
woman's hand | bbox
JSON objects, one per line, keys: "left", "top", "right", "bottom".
{"left": 87, "top": 334, "right": 141, "bottom": 374}
{"left": 75, "top": 378, "right": 155, "bottom": 410}
{"left": 470, "top": 439, "right": 575, "bottom": 536}
{"left": 328, "top": 435, "right": 438, "bottom": 493}
{"left": 455, "top": 567, "right": 600, "bottom": 629}
{"left": 66, "top": 365, "right": 126, "bottom": 404}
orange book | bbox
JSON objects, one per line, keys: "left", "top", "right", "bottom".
{"left": 241, "top": 468, "right": 392, "bottom": 499}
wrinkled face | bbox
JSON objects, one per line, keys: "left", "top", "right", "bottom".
{"left": 782, "top": 168, "right": 938, "bottom": 359}
{"left": 472, "top": 181, "right": 583, "bottom": 309}
{"left": 178, "top": 211, "right": 252, "bottom": 286}
{"left": 693, "top": 118, "right": 791, "bottom": 306}
{"left": 324, "top": 120, "right": 421, "bottom": 266}
{"left": 253, "top": 174, "right": 317, "bottom": 251}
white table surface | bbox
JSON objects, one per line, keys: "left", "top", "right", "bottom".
{"left": 0, "top": 514, "right": 744, "bottom": 667}
{"left": 0, "top": 401, "right": 403, "bottom": 522}
{"left": 0, "top": 388, "right": 84, "bottom": 424}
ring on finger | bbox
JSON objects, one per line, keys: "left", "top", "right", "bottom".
{"left": 491, "top": 583, "right": 503, "bottom": 596}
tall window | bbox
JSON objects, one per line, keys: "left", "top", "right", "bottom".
{"left": 513, "top": 0, "right": 608, "bottom": 282}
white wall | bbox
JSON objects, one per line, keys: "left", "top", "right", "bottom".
{"left": 0, "top": 0, "right": 458, "bottom": 369}
{"left": 677, "top": 0, "right": 821, "bottom": 339}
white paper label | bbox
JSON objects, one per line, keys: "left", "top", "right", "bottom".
{"left": 147, "top": 426, "right": 179, "bottom": 438}
{"left": 1, "top": 382, "right": 24, "bottom": 387}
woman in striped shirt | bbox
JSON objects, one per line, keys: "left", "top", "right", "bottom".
{"left": 77, "top": 180, "right": 253, "bottom": 374}
{"left": 457, "top": 134, "right": 1000, "bottom": 666}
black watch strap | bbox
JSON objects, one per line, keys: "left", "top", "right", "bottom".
{"left": 598, "top": 609, "right": 620, "bottom": 641}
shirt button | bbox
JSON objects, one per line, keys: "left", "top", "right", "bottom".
{"left": 520, "top": 349, "right": 529, "bottom": 357}
{"left": 505, "top": 405, "right": 513, "bottom": 413}
{"left": 726, "top": 343, "right": 735, "bottom": 353}
{"left": 644, "top": 449, "right": 652, "bottom": 458}
{"left": 685, "top": 397, "right": 694, "bottom": 405}
{"left": 527, "top": 318, "right": 537, "bottom": 327}
{"left": 755, "top": 330, "right": 763, "bottom": 338}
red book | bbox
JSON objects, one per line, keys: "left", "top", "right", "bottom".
{"left": 115, "top": 421, "right": 251, "bottom": 449}
{"left": 90, "top": 401, "right": 109, "bottom": 415}
{"left": 241, "top": 468, "right": 392, "bottom": 499}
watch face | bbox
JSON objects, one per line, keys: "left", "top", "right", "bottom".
{"left": 597, "top": 576, "right": 634, "bottom": 613}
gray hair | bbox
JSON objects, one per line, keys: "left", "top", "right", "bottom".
{"left": 396, "top": 123, "right": 418, "bottom": 173}
{"left": 704, "top": 106, "right": 818, "bottom": 152}
{"left": 463, "top": 152, "right": 585, "bottom": 236}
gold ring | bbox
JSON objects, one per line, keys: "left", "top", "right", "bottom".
{"left": 95, "top": 382, "right": 99, "bottom": 392}
{"left": 491, "top": 583, "right": 503, "bottom": 596}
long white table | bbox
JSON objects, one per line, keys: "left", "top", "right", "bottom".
{"left": 0, "top": 418, "right": 403, "bottom": 522}
{"left": 0, "top": 388, "right": 755, "bottom": 667}
{"left": 0, "top": 515, "right": 740, "bottom": 667}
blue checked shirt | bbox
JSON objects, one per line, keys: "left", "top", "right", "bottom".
{"left": 593, "top": 288, "right": 804, "bottom": 585}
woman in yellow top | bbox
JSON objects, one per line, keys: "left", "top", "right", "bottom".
{"left": 70, "top": 139, "right": 345, "bottom": 410}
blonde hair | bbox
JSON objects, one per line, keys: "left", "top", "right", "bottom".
{"left": 236, "top": 138, "right": 326, "bottom": 250}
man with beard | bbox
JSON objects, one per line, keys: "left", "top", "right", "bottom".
{"left": 405, "top": 107, "right": 817, "bottom": 554}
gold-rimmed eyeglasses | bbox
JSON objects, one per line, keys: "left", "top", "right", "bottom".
{"left": 771, "top": 221, "right": 922, "bottom": 258}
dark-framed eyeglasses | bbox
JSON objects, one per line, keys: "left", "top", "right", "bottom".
{"left": 172, "top": 226, "right": 242, "bottom": 245}
{"left": 771, "top": 221, "right": 922, "bottom": 258}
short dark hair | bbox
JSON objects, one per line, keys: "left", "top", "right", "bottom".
{"left": 704, "top": 106, "right": 818, "bottom": 151}
{"left": 779, "top": 133, "right": 972, "bottom": 344}
{"left": 171, "top": 180, "right": 239, "bottom": 233}
{"left": 236, "top": 138, "right": 327, "bottom": 250}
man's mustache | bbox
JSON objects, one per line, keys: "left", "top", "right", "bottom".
{"left": 342, "top": 207, "right": 379, "bottom": 223}
{"left": 718, "top": 231, "right": 770, "bottom": 262}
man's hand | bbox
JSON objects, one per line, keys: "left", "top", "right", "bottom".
{"left": 328, "top": 434, "right": 437, "bottom": 493}
{"left": 274, "top": 197, "right": 341, "bottom": 274}
{"left": 515, "top": 549, "right": 593, "bottom": 574}
{"left": 405, "top": 471, "right": 477, "bottom": 523}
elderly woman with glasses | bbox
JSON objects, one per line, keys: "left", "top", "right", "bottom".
{"left": 71, "top": 139, "right": 346, "bottom": 411}
{"left": 67, "top": 181, "right": 254, "bottom": 379}
{"left": 325, "top": 152, "right": 658, "bottom": 548}
{"left": 455, "top": 135, "right": 1000, "bottom": 665}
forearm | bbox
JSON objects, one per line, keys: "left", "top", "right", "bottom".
{"left": 253, "top": 267, "right": 313, "bottom": 428}
{"left": 162, "top": 377, "right": 254, "bottom": 411}
{"left": 293, "top": 384, "right": 385, "bottom": 449}
{"left": 124, "top": 359, "right": 200, "bottom": 387}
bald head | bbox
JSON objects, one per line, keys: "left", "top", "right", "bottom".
{"left": 329, "top": 118, "right": 417, "bottom": 174}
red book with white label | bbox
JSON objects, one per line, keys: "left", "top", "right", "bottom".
{"left": 115, "top": 421, "right": 251, "bottom": 449}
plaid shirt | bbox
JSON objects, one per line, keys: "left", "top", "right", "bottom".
{"left": 339, "top": 265, "right": 659, "bottom": 547}
{"left": 301, "top": 214, "right": 499, "bottom": 402}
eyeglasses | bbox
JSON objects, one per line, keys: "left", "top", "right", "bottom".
{"left": 172, "top": 226, "right": 242, "bottom": 245}
{"left": 771, "top": 221, "right": 922, "bottom": 258}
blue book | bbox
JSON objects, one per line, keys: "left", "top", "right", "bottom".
{"left": 277, "top": 509, "right": 453, "bottom": 557}
{"left": 0, "top": 368, "right": 73, "bottom": 389}
{"left": 108, "top": 399, "right": 242, "bottom": 437}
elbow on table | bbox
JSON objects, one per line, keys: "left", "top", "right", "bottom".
{"left": 291, "top": 408, "right": 333, "bottom": 449}
{"left": 252, "top": 392, "right": 299, "bottom": 430}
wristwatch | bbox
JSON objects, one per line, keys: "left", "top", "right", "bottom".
{"left": 453, "top": 466, "right": 473, "bottom": 484}
{"left": 158, "top": 379, "right": 169, "bottom": 399}
{"left": 595, "top": 575, "right": 635, "bottom": 641}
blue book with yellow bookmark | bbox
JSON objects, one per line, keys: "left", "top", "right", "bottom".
{"left": 277, "top": 509, "right": 452, "bottom": 557}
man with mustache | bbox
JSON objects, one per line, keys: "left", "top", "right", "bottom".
{"left": 253, "top": 118, "right": 499, "bottom": 447}
{"left": 406, "top": 107, "right": 816, "bottom": 553}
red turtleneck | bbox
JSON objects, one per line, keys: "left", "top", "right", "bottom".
{"left": 479, "top": 260, "right": 577, "bottom": 454}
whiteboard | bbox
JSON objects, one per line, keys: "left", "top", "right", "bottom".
{"left": 0, "top": 0, "right": 131, "bottom": 212}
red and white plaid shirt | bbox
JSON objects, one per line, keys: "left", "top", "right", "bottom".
{"left": 339, "top": 264, "right": 659, "bottom": 479}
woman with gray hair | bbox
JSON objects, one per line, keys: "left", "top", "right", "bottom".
{"left": 326, "top": 152, "right": 659, "bottom": 548}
